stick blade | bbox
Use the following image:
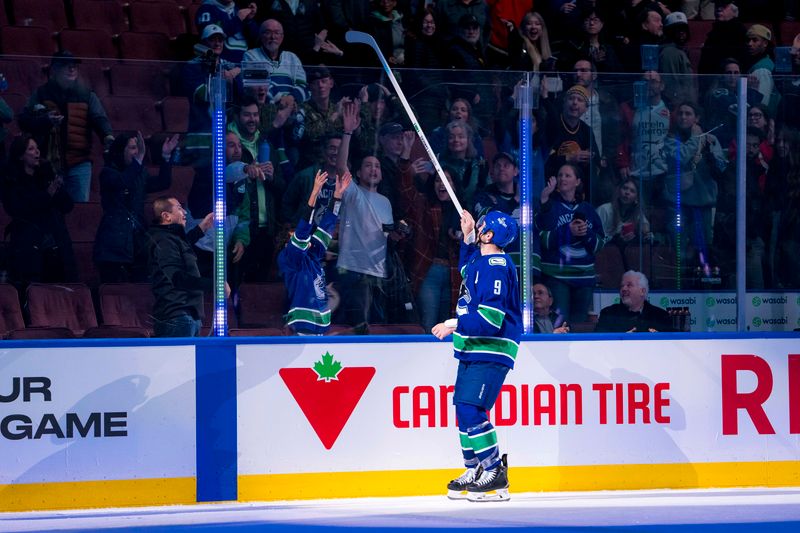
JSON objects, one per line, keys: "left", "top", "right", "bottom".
{"left": 345, "top": 31, "right": 377, "bottom": 47}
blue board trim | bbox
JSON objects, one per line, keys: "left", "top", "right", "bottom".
{"left": 195, "top": 343, "right": 237, "bottom": 502}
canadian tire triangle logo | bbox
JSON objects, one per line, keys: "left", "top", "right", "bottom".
{"left": 279, "top": 352, "right": 376, "bottom": 449}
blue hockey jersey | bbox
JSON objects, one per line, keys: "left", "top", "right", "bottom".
{"left": 277, "top": 207, "right": 337, "bottom": 334}
{"left": 453, "top": 242, "right": 522, "bottom": 369}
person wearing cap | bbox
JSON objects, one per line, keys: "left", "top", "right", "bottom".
{"left": 376, "top": 121, "right": 413, "bottom": 222}
{"left": 434, "top": 0, "right": 490, "bottom": 48}
{"left": 744, "top": 24, "right": 776, "bottom": 110}
{"left": 542, "top": 83, "right": 600, "bottom": 202}
{"left": 660, "top": 11, "right": 698, "bottom": 109}
{"left": 19, "top": 51, "right": 114, "bottom": 203}
{"left": 243, "top": 19, "right": 309, "bottom": 104}
{"left": 297, "top": 66, "right": 341, "bottom": 171}
{"left": 698, "top": 1, "right": 747, "bottom": 88}
{"left": 473, "top": 152, "right": 522, "bottom": 266}
{"left": 181, "top": 24, "right": 242, "bottom": 165}
{"left": 195, "top": 0, "right": 258, "bottom": 63}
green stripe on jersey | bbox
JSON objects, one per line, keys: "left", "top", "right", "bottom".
{"left": 453, "top": 333, "right": 519, "bottom": 362}
{"left": 469, "top": 428, "right": 498, "bottom": 453}
{"left": 290, "top": 234, "right": 311, "bottom": 251}
{"left": 478, "top": 304, "right": 505, "bottom": 328}
{"left": 312, "top": 227, "right": 332, "bottom": 249}
{"left": 286, "top": 307, "right": 331, "bottom": 326}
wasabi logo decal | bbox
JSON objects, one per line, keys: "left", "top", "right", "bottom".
{"left": 753, "top": 296, "right": 761, "bottom": 307}
{"left": 660, "top": 297, "right": 669, "bottom": 307}
{"left": 280, "top": 352, "right": 375, "bottom": 449}
{"left": 753, "top": 317, "right": 763, "bottom": 328}
{"left": 706, "top": 297, "right": 715, "bottom": 307}
{"left": 706, "top": 317, "right": 716, "bottom": 328}
{"left": 797, "top": 296, "right": 800, "bottom": 306}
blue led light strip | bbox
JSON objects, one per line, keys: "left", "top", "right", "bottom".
{"left": 210, "top": 73, "right": 227, "bottom": 336}
{"left": 518, "top": 77, "right": 533, "bottom": 334}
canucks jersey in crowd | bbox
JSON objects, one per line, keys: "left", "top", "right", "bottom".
{"left": 278, "top": 202, "right": 338, "bottom": 334}
{"left": 453, "top": 242, "right": 521, "bottom": 369}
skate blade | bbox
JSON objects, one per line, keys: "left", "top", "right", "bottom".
{"left": 467, "top": 488, "right": 510, "bottom": 502}
{"left": 447, "top": 489, "right": 470, "bottom": 500}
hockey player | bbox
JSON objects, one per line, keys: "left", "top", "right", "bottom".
{"left": 278, "top": 169, "right": 351, "bottom": 335}
{"left": 432, "top": 209, "right": 521, "bottom": 502}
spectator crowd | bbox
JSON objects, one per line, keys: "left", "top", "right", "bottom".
{"left": 2, "top": 0, "right": 800, "bottom": 335}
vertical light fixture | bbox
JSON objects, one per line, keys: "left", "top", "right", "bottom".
{"left": 210, "top": 72, "right": 227, "bottom": 336}
{"left": 516, "top": 74, "right": 534, "bottom": 333}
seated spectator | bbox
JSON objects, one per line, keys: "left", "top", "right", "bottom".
{"left": 279, "top": 170, "right": 351, "bottom": 335}
{"left": 181, "top": 25, "right": 243, "bottom": 166}
{"left": 195, "top": 0, "right": 259, "bottom": 63}
{"left": 20, "top": 51, "right": 114, "bottom": 203}
{"left": 369, "top": 0, "right": 407, "bottom": 66}
{"left": 556, "top": 7, "right": 622, "bottom": 74}
{"left": 335, "top": 101, "right": 394, "bottom": 326}
{"left": 532, "top": 282, "right": 569, "bottom": 333}
{"left": 1, "top": 135, "right": 77, "bottom": 288}
{"left": 428, "top": 98, "right": 486, "bottom": 159}
{"left": 436, "top": 120, "right": 488, "bottom": 209}
{"left": 595, "top": 270, "right": 674, "bottom": 332}
{"left": 596, "top": 178, "right": 652, "bottom": 272}
{"left": 93, "top": 132, "right": 178, "bottom": 283}
{"left": 259, "top": 0, "right": 326, "bottom": 64}
{"left": 399, "top": 164, "right": 462, "bottom": 334}
{"left": 536, "top": 163, "right": 605, "bottom": 324}
{"left": 507, "top": 11, "right": 556, "bottom": 72}
{"left": 434, "top": 0, "right": 490, "bottom": 48}
{"left": 244, "top": 19, "right": 309, "bottom": 104}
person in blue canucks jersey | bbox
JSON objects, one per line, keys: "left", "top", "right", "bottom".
{"left": 432, "top": 209, "right": 520, "bottom": 502}
{"left": 278, "top": 170, "right": 351, "bottom": 335}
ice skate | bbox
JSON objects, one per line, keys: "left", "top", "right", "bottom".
{"left": 446, "top": 465, "right": 481, "bottom": 500}
{"left": 467, "top": 454, "right": 509, "bottom": 502}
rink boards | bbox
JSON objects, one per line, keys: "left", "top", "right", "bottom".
{"left": 1, "top": 334, "right": 799, "bottom": 511}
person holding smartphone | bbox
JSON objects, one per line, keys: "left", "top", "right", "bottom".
{"left": 536, "top": 163, "right": 605, "bottom": 325}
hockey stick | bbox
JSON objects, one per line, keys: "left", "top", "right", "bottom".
{"left": 345, "top": 30, "right": 465, "bottom": 215}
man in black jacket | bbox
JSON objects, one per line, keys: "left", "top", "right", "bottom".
{"left": 595, "top": 270, "right": 674, "bottom": 333}
{"left": 148, "top": 196, "right": 227, "bottom": 337}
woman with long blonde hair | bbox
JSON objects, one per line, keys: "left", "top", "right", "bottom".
{"left": 508, "top": 11, "right": 556, "bottom": 72}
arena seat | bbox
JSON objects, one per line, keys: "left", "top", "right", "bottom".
{"left": 0, "top": 26, "right": 58, "bottom": 57}
{"left": 237, "top": 282, "right": 287, "bottom": 328}
{"left": 71, "top": 0, "right": 129, "bottom": 36}
{"left": 118, "top": 31, "right": 171, "bottom": 60}
{"left": 59, "top": 28, "right": 118, "bottom": 62}
{"left": 687, "top": 20, "right": 714, "bottom": 50}
{"left": 98, "top": 283, "right": 156, "bottom": 332}
{"left": 71, "top": 242, "right": 100, "bottom": 287}
{"left": 82, "top": 325, "right": 149, "bottom": 338}
{"left": 6, "top": 326, "right": 76, "bottom": 339}
{"left": 103, "top": 95, "right": 163, "bottom": 136}
{"left": 594, "top": 246, "right": 626, "bottom": 290}
{"left": 0, "top": 58, "right": 47, "bottom": 96}
{"left": 0, "top": 283, "right": 26, "bottom": 337}
{"left": 66, "top": 202, "right": 103, "bottom": 243}
{"left": 109, "top": 63, "right": 169, "bottom": 98}
{"left": 779, "top": 20, "right": 800, "bottom": 45}
{"left": 8, "top": 0, "right": 69, "bottom": 33}
{"left": 129, "top": 2, "right": 187, "bottom": 39}
{"left": 26, "top": 283, "right": 98, "bottom": 336}
{"left": 158, "top": 96, "right": 190, "bottom": 133}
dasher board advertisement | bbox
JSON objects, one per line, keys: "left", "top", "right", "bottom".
{"left": 0, "top": 346, "right": 196, "bottom": 489}
{"left": 237, "top": 339, "right": 800, "bottom": 498}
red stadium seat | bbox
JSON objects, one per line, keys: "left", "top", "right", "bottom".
{"left": 6, "top": 327, "right": 76, "bottom": 339}
{"left": 109, "top": 63, "right": 169, "bottom": 98}
{"left": 129, "top": 2, "right": 187, "bottom": 39}
{"left": 0, "top": 283, "right": 26, "bottom": 337}
{"left": 8, "top": 0, "right": 69, "bottom": 32}
{"left": 779, "top": 21, "right": 800, "bottom": 45}
{"left": 83, "top": 325, "right": 149, "bottom": 338}
{"left": 118, "top": 31, "right": 171, "bottom": 60}
{"left": 98, "top": 283, "right": 156, "bottom": 332}
{"left": 71, "top": 0, "right": 129, "bottom": 36}
{"left": 59, "top": 29, "right": 118, "bottom": 61}
{"left": 0, "top": 58, "right": 47, "bottom": 95}
{"left": 158, "top": 95, "right": 189, "bottom": 133}
{"left": 0, "top": 26, "right": 58, "bottom": 57}
{"left": 237, "top": 282, "right": 287, "bottom": 328}
{"left": 71, "top": 242, "right": 100, "bottom": 286}
{"left": 103, "top": 95, "right": 163, "bottom": 136}
{"left": 26, "top": 283, "right": 98, "bottom": 336}
{"left": 66, "top": 202, "right": 103, "bottom": 242}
